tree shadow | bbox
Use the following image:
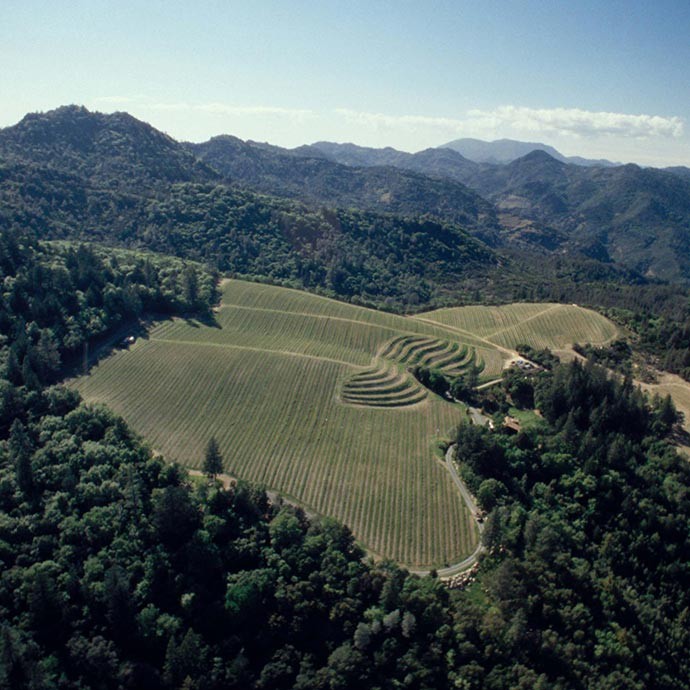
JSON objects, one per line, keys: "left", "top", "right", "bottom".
{"left": 62, "top": 309, "right": 222, "bottom": 380}
{"left": 61, "top": 316, "right": 164, "bottom": 379}
{"left": 672, "top": 426, "right": 690, "bottom": 448}
{"left": 182, "top": 310, "right": 221, "bottom": 329}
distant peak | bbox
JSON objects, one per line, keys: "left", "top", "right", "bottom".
{"left": 206, "top": 134, "right": 246, "bottom": 145}
{"left": 50, "top": 104, "right": 90, "bottom": 115}
{"left": 19, "top": 104, "right": 91, "bottom": 123}
{"left": 438, "top": 136, "right": 616, "bottom": 167}
{"left": 515, "top": 149, "right": 563, "bottom": 164}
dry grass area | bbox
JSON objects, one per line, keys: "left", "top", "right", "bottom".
{"left": 639, "top": 373, "right": 690, "bottom": 455}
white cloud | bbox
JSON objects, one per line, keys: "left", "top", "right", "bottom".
{"left": 335, "top": 105, "right": 684, "bottom": 140}
{"left": 466, "top": 105, "right": 684, "bottom": 139}
{"left": 94, "top": 100, "right": 683, "bottom": 140}
{"left": 334, "top": 108, "right": 468, "bottom": 135}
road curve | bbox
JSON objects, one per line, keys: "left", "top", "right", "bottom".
{"left": 409, "top": 444, "right": 486, "bottom": 579}
{"left": 189, "top": 443, "right": 485, "bottom": 579}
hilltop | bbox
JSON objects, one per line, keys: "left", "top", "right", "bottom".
{"left": 0, "top": 105, "right": 216, "bottom": 188}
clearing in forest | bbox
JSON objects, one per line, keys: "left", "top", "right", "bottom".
{"left": 73, "top": 280, "right": 617, "bottom": 567}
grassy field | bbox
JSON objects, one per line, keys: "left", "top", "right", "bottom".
{"left": 73, "top": 280, "right": 619, "bottom": 567}
{"left": 640, "top": 373, "right": 690, "bottom": 435}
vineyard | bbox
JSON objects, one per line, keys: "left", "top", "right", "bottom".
{"left": 73, "top": 280, "right": 619, "bottom": 566}
{"left": 420, "top": 302, "right": 620, "bottom": 351}
{"left": 340, "top": 335, "right": 482, "bottom": 408}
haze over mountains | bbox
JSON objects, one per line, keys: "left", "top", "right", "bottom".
{"left": 1, "top": 105, "right": 690, "bottom": 290}
{"left": 439, "top": 137, "right": 619, "bottom": 167}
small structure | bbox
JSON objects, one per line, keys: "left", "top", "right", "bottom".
{"left": 513, "top": 358, "right": 539, "bottom": 371}
{"left": 503, "top": 415, "right": 521, "bottom": 434}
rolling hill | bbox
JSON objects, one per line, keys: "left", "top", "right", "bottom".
{"left": 72, "top": 279, "right": 618, "bottom": 567}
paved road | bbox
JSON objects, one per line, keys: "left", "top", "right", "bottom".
{"left": 410, "top": 444, "right": 486, "bottom": 578}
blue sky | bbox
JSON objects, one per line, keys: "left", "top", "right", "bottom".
{"left": 2, "top": 0, "right": 689, "bottom": 165}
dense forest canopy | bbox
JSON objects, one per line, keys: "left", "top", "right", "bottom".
{"left": 0, "top": 232, "right": 217, "bottom": 390}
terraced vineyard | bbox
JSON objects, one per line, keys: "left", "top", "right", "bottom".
{"left": 73, "top": 280, "right": 619, "bottom": 567}
{"left": 340, "top": 364, "right": 427, "bottom": 408}
{"left": 340, "top": 335, "right": 482, "bottom": 408}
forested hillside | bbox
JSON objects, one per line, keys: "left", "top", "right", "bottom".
{"left": 305, "top": 142, "right": 690, "bottom": 282}
{"left": 0, "top": 106, "right": 217, "bottom": 189}
{"left": 4, "top": 106, "right": 690, "bottom": 312}
{"left": 0, "top": 222, "right": 687, "bottom": 688}
{"left": 1, "top": 338, "right": 688, "bottom": 687}
{"left": 187, "top": 135, "right": 499, "bottom": 237}
{"left": 0, "top": 231, "right": 216, "bottom": 389}
{"left": 0, "top": 236, "right": 455, "bottom": 688}
{"left": 0, "top": 107, "right": 500, "bottom": 310}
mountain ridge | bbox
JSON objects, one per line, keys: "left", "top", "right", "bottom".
{"left": 302, "top": 141, "right": 690, "bottom": 282}
{"left": 2, "top": 105, "right": 690, "bottom": 286}
{"left": 186, "top": 135, "right": 501, "bottom": 240}
{"left": 439, "top": 136, "right": 619, "bottom": 167}
{"left": 0, "top": 105, "right": 502, "bottom": 309}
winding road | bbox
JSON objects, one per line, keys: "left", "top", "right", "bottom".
{"left": 409, "top": 443, "right": 486, "bottom": 578}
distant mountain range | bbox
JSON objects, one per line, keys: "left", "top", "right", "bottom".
{"left": 298, "top": 142, "right": 690, "bottom": 282}
{"left": 186, "top": 135, "right": 499, "bottom": 239}
{"left": 1, "top": 105, "right": 690, "bottom": 292}
{"left": 439, "top": 137, "right": 619, "bottom": 167}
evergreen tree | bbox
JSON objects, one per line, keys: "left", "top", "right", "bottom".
{"left": 203, "top": 436, "right": 223, "bottom": 478}
{"left": 9, "top": 419, "right": 33, "bottom": 496}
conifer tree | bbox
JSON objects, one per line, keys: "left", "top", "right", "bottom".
{"left": 203, "top": 436, "right": 223, "bottom": 478}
